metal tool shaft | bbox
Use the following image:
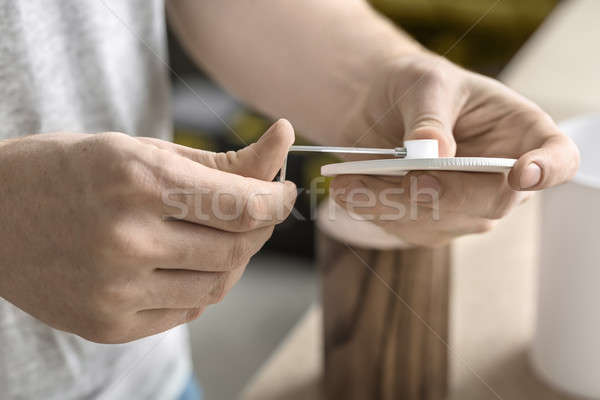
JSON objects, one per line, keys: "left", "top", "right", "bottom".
{"left": 289, "top": 145, "right": 406, "bottom": 157}
{"left": 279, "top": 145, "right": 407, "bottom": 182}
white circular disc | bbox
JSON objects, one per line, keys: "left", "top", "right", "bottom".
{"left": 321, "top": 157, "right": 516, "bottom": 177}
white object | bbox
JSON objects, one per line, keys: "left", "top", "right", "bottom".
{"left": 404, "top": 139, "right": 439, "bottom": 159}
{"left": 289, "top": 139, "right": 438, "bottom": 159}
{"left": 321, "top": 157, "right": 515, "bottom": 176}
{"left": 531, "top": 114, "right": 600, "bottom": 398}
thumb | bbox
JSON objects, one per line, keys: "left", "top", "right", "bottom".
{"left": 139, "top": 119, "right": 295, "bottom": 181}
{"left": 401, "top": 89, "right": 457, "bottom": 157}
{"left": 219, "top": 118, "right": 295, "bottom": 180}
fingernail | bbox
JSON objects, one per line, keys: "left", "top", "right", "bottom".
{"left": 415, "top": 174, "right": 441, "bottom": 203}
{"left": 520, "top": 162, "right": 542, "bottom": 189}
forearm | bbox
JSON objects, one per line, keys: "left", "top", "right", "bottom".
{"left": 167, "top": 0, "right": 423, "bottom": 144}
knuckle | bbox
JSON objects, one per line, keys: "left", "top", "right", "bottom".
{"left": 83, "top": 280, "right": 140, "bottom": 343}
{"left": 212, "top": 150, "right": 240, "bottom": 171}
{"left": 88, "top": 283, "right": 111, "bottom": 313}
{"left": 447, "top": 180, "right": 468, "bottom": 213}
{"left": 185, "top": 307, "right": 204, "bottom": 323}
{"left": 94, "top": 326, "right": 128, "bottom": 344}
{"left": 261, "top": 226, "right": 275, "bottom": 244}
{"left": 111, "top": 157, "right": 146, "bottom": 187}
{"left": 97, "top": 221, "right": 137, "bottom": 260}
{"left": 418, "top": 64, "right": 449, "bottom": 88}
{"left": 97, "top": 220, "right": 163, "bottom": 265}
{"left": 89, "top": 279, "right": 136, "bottom": 315}
{"left": 475, "top": 220, "right": 496, "bottom": 234}
{"left": 410, "top": 114, "right": 446, "bottom": 132}
{"left": 223, "top": 150, "right": 239, "bottom": 168}
{"left": 94, "top": 140, "right": 154, "bottom": 194}
{"left": 97, "top": 131, "right": 130, "bottom": 144}
{"left": 80, "top": 315, "right": 128, "bottom": 344}
{"left": 229, "top": 234, "right": 251, "bottom": 269}
{"left": 238, "top": 192, "right": 265, "bottom": 231}
{"left": 92, "top": 132, "right": 134, "bottom": 163}
{"left": 213, "top": 188, "right": 244, "bottom": 227}
{"left": 208, "top": 272, "right": 229, "bottom": 304}
{"left": 170, "top": 242, "right": 194, "bottom": 268}
{"left": 93, "top": 131, "right": 129, "bottom": 153}
{"left": 105, "top": 221, "right": 133, "bottom": 253}
{"left": 488, "top": 207, "right": 507, "bottom": 220}
{"left": 489, "top": 190, "right": 517, "bottom": 220}
{"left": 563, "top": 137, "right": 581, "bottom": 177}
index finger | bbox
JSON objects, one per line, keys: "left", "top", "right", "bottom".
{"left": 157, "top": 151, "right": 297, "bottom": 232}
{"left": 331, "top": 171, "right": 528, "bottom": 221}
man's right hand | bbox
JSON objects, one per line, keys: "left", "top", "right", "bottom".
{"left": 0, "top": 119, "right": 296, "bottom": 343}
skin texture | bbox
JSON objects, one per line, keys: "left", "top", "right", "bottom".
{"left": 0, "top": 120, "right": 296, "bottom": 343}
{"left": 166, "top": 0, "right": 422, "bottom": 142}
{"left": 329, "top": 55, "right": 580, "bottom": 246}
{"left": 0, "top": 1, "right": 581, "bottom": 343}
{"left": 169, "top": 1, "right": 579, "bottom": 247}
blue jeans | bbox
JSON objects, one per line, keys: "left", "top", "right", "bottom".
{"left": 178, "top": 375, "right": 203, "bottom": 400}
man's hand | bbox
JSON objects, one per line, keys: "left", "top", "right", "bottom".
{"left": 331, "top": 54, "right": 580, "bottom": 246}
{"left": 0, "top": 120, "right": 296, "bottom": 343}
{"left": 167, "top": 1, "right": 578, "bottom": 247}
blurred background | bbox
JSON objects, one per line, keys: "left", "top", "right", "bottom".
{"left": 169, "top": 1, "right": 560, "bottom": 398}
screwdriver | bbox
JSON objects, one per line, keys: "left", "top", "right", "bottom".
{"left": 279, "top": 140, "right": 438, "bottom": 181}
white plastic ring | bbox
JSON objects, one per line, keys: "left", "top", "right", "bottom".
{"left": 404, "top": 139, "right": 439, "bottom": 159}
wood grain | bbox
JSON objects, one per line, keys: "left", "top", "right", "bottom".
{"left": 319, "top": 231, "right": 450, "bottom": 400}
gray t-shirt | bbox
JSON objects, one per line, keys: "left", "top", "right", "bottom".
{"left": 0, "top": 1, "right": 191, "bottom": 399}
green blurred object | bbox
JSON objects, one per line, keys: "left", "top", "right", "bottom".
{"left": 173, "top": 129, "right": 216, "bottom": 151}
{"left": 230, "top": 111, "right": 271, "bottom": 144}
{"left": 369, "top": 0, "right": 559, "bottom": 75}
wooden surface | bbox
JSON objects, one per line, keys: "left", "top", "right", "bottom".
{"left": 319, "top": 233, "right": 450, "bottom": 400}
{"left": 242, "top": 2, "right": 600, "bottom": 399}
{"left": 243, "top": 199, "right": 572, "bottom": 400}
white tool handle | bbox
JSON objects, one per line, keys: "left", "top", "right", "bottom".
{"left": 404, "top": 139, "right": 439, "bottom": 159}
